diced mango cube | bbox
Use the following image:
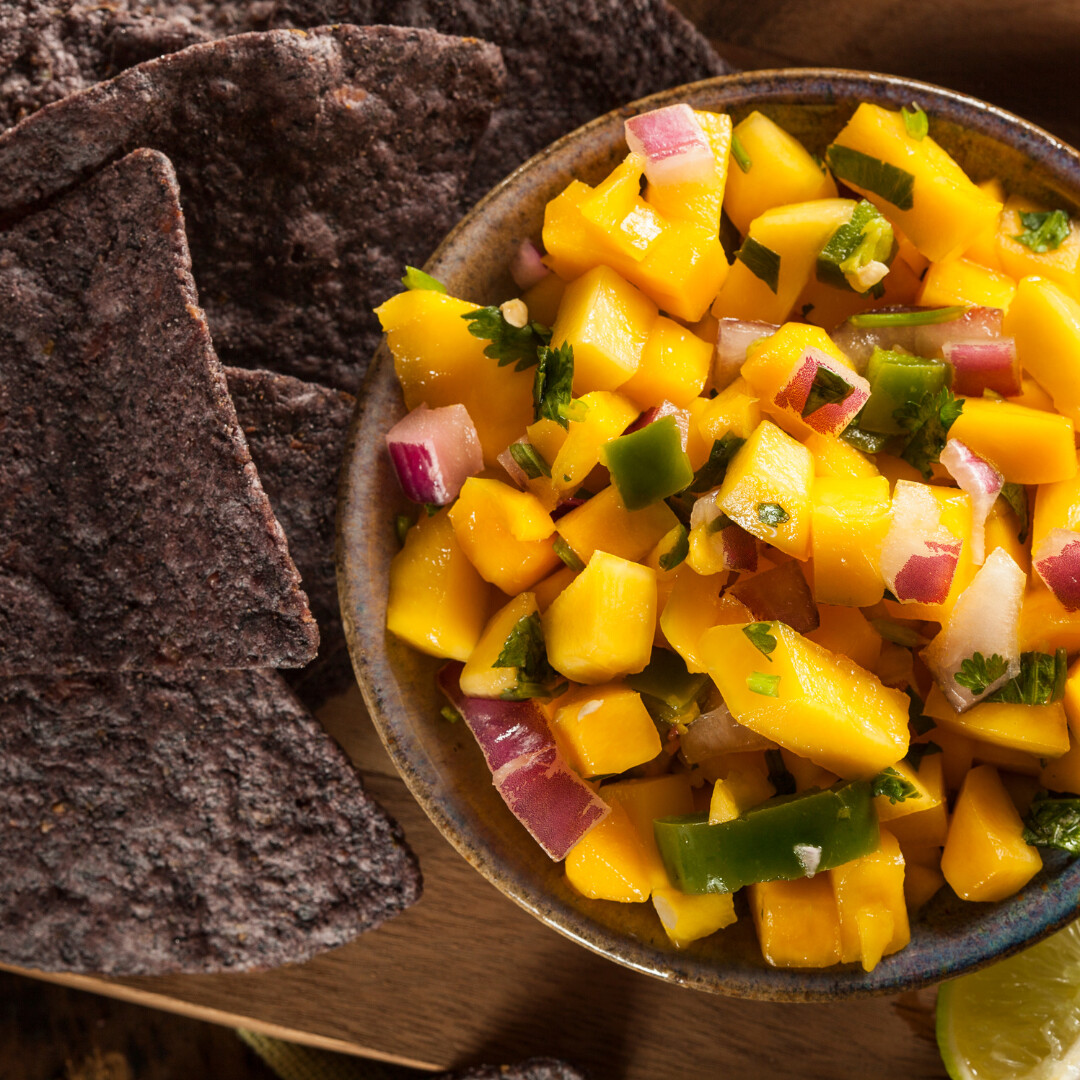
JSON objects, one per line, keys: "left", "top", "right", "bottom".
{"left": 652, "top": 887, "right": 737, "bottom": 948}
{"left": 709, "top": 766, "right": 776, "bottom": 823}
{"left": 780, "top": 748, "right": 838, "bottom": 793}
{"left": 811, "top": 475, "right": 891, "bottom": 606}
{"left": 1041, "top": 737, "right": 1080, "bottom": 795}
{"left": 549, "top": 390, "right": 639, "bottom": 493}
{"left": 886, "top": 753, "right": 948, "bottom": 847}
{"left": 1033, "top": 454, "right": 1080, "bottom": 549}
{"left": 941, "top": 765, "right": 1042, "bottom": 902}
{"left": 521, "top": 272, "right": 565, "bottom": 326}
{"left": 807, "top": 605, "right": 883, "bottom": 672}
{"left": 552, "top": 684, "right": 662, "bottom": 778}
{"left": 716, "top": 419, "right": 814, "bottom": 559}
{"left": 459, "top": 592, "right": 538, "bottom": 698}
{"left": 962, "top": 179, "right": 1007, "bottom": 272}
{"left": 700, "top": 621, "right": 910, "bottom": 778}
{"left": 904, "top": 860, "right": 946, "bottom": 911}
{"left": 565, "top": 798, "right": 652, "bottom": 903}
{"left": 983, "top": 500, "right": 1029, "bottom": 576}
{"left": 829, "top": 103, "right": 1002, "bottom": 262}
{"left": 916, "top": 257, "right": 1016, "bottom": 310}
{"left": 660, "top": 572, "right": 753, "bottom": 674}
{"left": 997, "top": 197, "right": 1080, "bottom": 297}
{"left": 531, "top": 565, "right": 578, "bottom": 612}
{"left": 750, "top": 876, "right": 843, "bottom": 968}
{"left": 581, "top": 152, "right": 665, "bottom": 262}
{"left": 1019, "top": 586, "right": 1080, "bottom": 654}
{"left": 542, "top": 179, "right": 599, "bottom": 280}
{"left": 386, "top": 509, "right": 491, "bottom": 661}
{"left": 543, "top": 551, "right": 656, "bottom": 683}
{"left": 555, "top": 484, "right": 677, "bottom": 565}
{"left": 448, "top": 478, "right": 561, "bottom": 594}
{"left": 724, "top": 111, "right": 838, "bottom": 236}
{"left": 873, "top": 758, "right": 941, "bottom": 824}
{"left": 621, "top": 316, "right": 712, "bottom": 408}
{"left": 804, "top": 431, "right": 879, "bottom": 479}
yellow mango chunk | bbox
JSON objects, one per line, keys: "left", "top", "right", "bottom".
{"left": 924, "top": 684, "right": 1070, "bottom": 758}
{"left": 708, "top": 767, "right": 776, "bottom": 824}
{"left": 724, "top": 111, "right": 838, "bottom": 236}
{"left": 621, "top": 316, "right": 712, "bottom": 408}
{"left": 811, "top": 475, "right": 892, "bottom": 607}
{"left": 716, "top": 419, "right": 814, "bottom": 559}
{"left": 874, "top": 757, "right": 942, "bottom": 824}
{"left": 696, "top": 377, "right": 762, "bottom": 443}
{"left": 549, "top": 390, "right": 639, "bottom": 493}
{"left": 983, "top": 500, "right": 1029, "bottom": 576}
{"left": 750, "top": 876, "right": 843, "bottom": 968}
{"left": 551, "top": 264, "right": 658, "bottom": 394}
{"left": 543, "top": 551, "right": 656, "bottom": 683}
{"left": 1020, "top": 586, "right": 1080, "bottom": 653}
{"left": 660, "top": 572, "right": 753, "bottom": 674}
{"left": 829, "top": 103, "right": 1002, "bottom": 262}
{"left": 684, "top": 396, "right": 715, "bottom": 470}
{"left": 831, "top": 829, "right": 910, "bottom": 972}
{"left": 531, "top": 565, "right": 577, "bottom": 612}
{"left": 1004, "top": 276, "right": 1080, "bottom": 427}
{"left": 916, "top": 257, "right": 1016, "bottom": 310}
{"left": 941, "top": 765, "right": 1042, "bottom": 902}
{"left": 904, "top": 861, "right": 946, "bottom": 911}
{"left": 997, "top": 196, "right": 1080, "bottom": 296}
{"left": 604, "top": 773, "right": 695, "bottom": 892}
{"left": 804, "top": 431, "right": 879, "bottom": 479}
{"left": 459, "top": 592, "right": 538, "bottom": 698}
{"left": 565, "top": 798, "right": 652, "bottom": 903}
{"left": 1032, "top": 456, "right": 1080, "bottom": 549}
{"left": 541, "top": 180, "right": 598, "bottom": 280}
{"left": 555, "top": 484, "right": 677, "bottom": 565}
{"left": 449, "top": 478, "right": 561, "bottom": 594}
{"left": 386, "top": 509, "right": 491, "bottom": 661}
{"left": 1041, "top": 737, "right": 1080, "bottom": 795}
{"left": 700, "top": 621, "right": 910, "bottom": 778}
{"left": 948, "top": 396, "right": 1076, "bottom": 485}
{"left": 581, "top": 152, "right": 665, "bottom": 262}
{"left": 971, "top": 739, "right": 1043, "bottom": 777}
{"left": 808, "top": 605, "right": 883, "bottom": 672}
{"left": 712, "top": 198, "right": 855, "bottom": 325}
{"left": 376, "top": 289, "right": 534, "bottom": 465}
{"left": 521, "top": 273, "right": 565, "bottom": 327}
{"left": 645, "top": 109, "right": 732, "bottom": 233}
{"left": 552, "top": 684, "right": 662, "bottom": 778}
{"left": 887, "top": 753, "right": 949, "bottom": 848}
{"left": 962, "top": 179, "right": 1007, "bottom": 272}
{"left": 780, "top": 748, "right": 838, "bottom": 793}
{"left": 652, "top": 887, "right": 737, "bottom": 948}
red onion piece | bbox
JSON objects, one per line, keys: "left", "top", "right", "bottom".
{"left": 510, "top": 239, "right": 550, "bottom": 291}
{"left": 881, "top": 481, "right": 962, "bottom": 605}
{"left": 681, "top": 702, "right": 777, "bottom": 764}
{"left": 497, "top": 443, "right": 528, "bottom": 489}
{"left": 922, "top": 547, "right": 1024, "bottom": 710}
{"left": 772, "top": 347, "right": 870, "bottom": 436}
{"left": 386, "top": 402, "right": 483, "bottom": 505}
{"left": 437, "top": 663, "right": 609, "bottom": 860}
{"left": 624, "top": 400, "right": 690, "bottom": 449}
{"left": 939, "top": 440, "right": 1004, "bottom": 565}
{"left": 624, "top": 104, "right": 715, "bottom": 187}
{"left": 1033, "top": 529, "right": 1080, "bottom": 611}
{"left": 730, "top": 560, "right": 819, "bottom": 633}
{"left": 715, "top": 318, "right": 778, "bottom": 389}
{"left": 942, "top": 339, "right": 1021, "bottom": 397}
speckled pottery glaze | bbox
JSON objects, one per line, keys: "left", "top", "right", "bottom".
{"left": 338, "top": 69, "right": 1080, "bottom": 1001}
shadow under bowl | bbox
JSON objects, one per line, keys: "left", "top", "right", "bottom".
{"left": 338, "top": 68, "right": 1080, "bottom": 1001}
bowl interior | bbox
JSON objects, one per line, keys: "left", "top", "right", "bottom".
{"left": 338, "top": 69, "right": 1080, "bottom": 1000}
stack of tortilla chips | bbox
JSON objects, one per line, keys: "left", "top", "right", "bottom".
{"left": 0, "top": 1, "right": 725, "bottom": 983}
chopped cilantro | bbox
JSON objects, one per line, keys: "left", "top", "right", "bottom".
{"left": 463, "top": 305, "right": 552, "bottom": 371}
{"left": 906, "top": 688, "right": 937, "bottom": 735}
{"left": 394, "top": 513, "right": 412, "bottom": 547}
{"left": 985, "top": 649, "right": 1067, "bottom": 705}
{"left": 1014, "top": 209, "right": 1071, "bottom": 253}
{"left": 905, "top": 741, "right": 942, "bottom": 770}
{"left": 871, "top": 766, "right": 921, "bottom": 804}
{"left": 1000, "top": 482, "right": 1030, "bottom": 543}
{"left": 658, "top": 525, "right": 689, "bottom": 571}
{"left": 765, "top": 749, "right": 796, "bottom": 795}
{"left": 402, "top": 265, "right": 447, "bottom": 293}
{"left": 736, "top": 236, "right": 781, "bottom": 293}
{"left": 894, "top": 387, "right": 963, "bottom": 478}
{"left": 747, "top": 671, "right": 781, "bottom": 697}
{"left": 1023, "top": 797, "right": 1080, "bottom": 852}
{"left": 731, "top": 133, "right": 753, "bottom": 173}
{"left": 742, "top": 622, "right": 778, "bottom": 661}
{"left": 440, "top": 704, "right": 462, "bottom": 724}
{"left": 493, "top": 612, "right": 564, "bottom": 700}
{"left": 901, "top": 103, "right": 929, "bottom": 140}
{"left": 756, "top": 502, "right": 789, "bottom": 526}
{"left": 840, "top": 416, "right": 889, "bottom": 454}
{"left": 849, "top": 306, "right": 966, "bottom": 328}
{"left": 552, "top": 537, "right": 585, "bottom": 572}
{"left": 953, "top": 651, "right": 1009, "bottom": 695}
{"left": 826, "top": 144, "right": 915, "bottom": 211}
{"left": 688, "top": 433, "right": 744, "bottom": 493}
{"left": 533, "top": 342, "right": 575, "bottom": 428}
{"left": 509, "top": 441, "right": 551, "bottom": 479}
{"left": 803, "top": 366, "right": 855, "bottom": 418}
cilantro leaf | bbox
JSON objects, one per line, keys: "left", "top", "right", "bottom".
{"left": 1023, "top": 797, "right": 1080, "bottom": 852}
{"left": 905, "top": 741, "right": 942, "bottom": 770}
{"left": 731, "top": 133, "right": 752, "bottom": 173}
{"left": 871, "top": 766, "right": 921, "bottom": 804}
{"left": 985, "top": 649, "right": 1067, "bottom": 705}
{"left": 533, "top": 342, "right": 575, "bottom": 428}
{"left": 901, "top": 103, "right": 929, "bottom": 140}
{"left": 736, "top": 236, "right": 781, "bottom": 293}
{"left": 509, "top": 441, "right": 551, "bottom": 479}
{"left": 463, "top": 306, "right": 552, "bottom": 371}
{"left": 906, "top": 688, "right": 936, "bottom": 735}
{"left": 953, "top": 651, "right": 1009, "bottom": 695}
{"left": 1014, "top": 209, "right": 1071, "bottom": 254}
{"left": 742, "top": 622, "right": 778, "bottom": 661}
{"left": 688, "top": 433, "right": 744, "bottom": 492}
{"left": 765, "top": 749, "right": 796, "bottom": 795}
{"left": 894, "top": 387, "right": 963, "bottom": 478}
{"left": 493, "top": 612, "right": 563, "bottom": 700}
{"left": 658, "top": 525, "right": 689, "bottom": 571}
{"left": 840, "top": 414, "right": 889, "bottom": 454}
{"left": 756, "top": 502, "right": 790, "bottom": 526}
{"left": 802, "top": 366, "right": 855, "bottom": 418}
{"left": 402, "top": 265, "right": 447, "bottom": 293}
{"left": 999, "top": 482, "right": 1030, "bottom": 543}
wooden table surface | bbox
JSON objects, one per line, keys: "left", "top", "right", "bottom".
{"left": 12, "top": 5, "right": 1080, "bottom": 1076}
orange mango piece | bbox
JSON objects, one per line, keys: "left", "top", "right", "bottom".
{"left": 915, "top": 256, "right": 1016, "bottom": 310}
{"left": 750, "top": 876, "right": 843, "bottom": 968}
{"left": 620, "top": 316, "right": 712, "bottom": 408}
{"left": 555, "top": 485, "right": 677, "bottom": 565}
{"left": 459, "top": 592, "right": 538, "bottom": 699}
{"left": 811, "top": 475, "right": 892, "bottom": 607}
{"left": 565, "top": 798, "right": 652, "bottom": 903}
{"left": 552, "top": 684, "right": 662, "bottom": 778}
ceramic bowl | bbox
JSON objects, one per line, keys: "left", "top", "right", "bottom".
{"left": 338, "top": 69, "right": 1080, "bottom": 1000}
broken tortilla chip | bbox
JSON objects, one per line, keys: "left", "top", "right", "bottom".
{"left": 0, "top": 147, "right": 318, "bottom": 676}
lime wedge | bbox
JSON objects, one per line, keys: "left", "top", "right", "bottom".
{"left": 936, "top": 920, "right": 1080, "bottom": 1080}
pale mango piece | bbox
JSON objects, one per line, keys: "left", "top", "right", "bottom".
{"left": 904, "top": 860, "right": 946, "bottom": 911}
{"left": 997, "top": 196, "right": 1080, "bottom": 297}
{"left": 724, "top": 111, "right": 838, "bottom": 236}
{"left": 924, "top": 685, "right": 1070, "bottom": 758}
{"left": 543, "top": 551, "right": 656, "bottom": 683}
{"left": 386, "top": 509, "right": 491, "bottom": 661}
{"left": 555, "top": 485, "right": 678, "bottom": 565}
{"left": 808, "top": 605, "right": 883, "bottom": 672}
{"left": 521, "top": 272, "right": 565, "bottom": 327}
{"left": 780, "top": 748, "right": 838, "bottom": 793}
{"left": 811, "top": 475, "right": 892, "bottom": 607}
{"left": 829, "top": 103, "right": 1002, "bottom": 262}
{"left": 983, "top": 500, "right": 1029, "bottom": 577}
{"left": 459, "top": 592, "right": 538, "bottom": 698}
{"left": 963, "top": 178, "right": 1007, "bottom": 272}
{"left": 660, "top": 573, "right": 753, "bottom": 674}
{"left": 716, "top": 419, "right": 814, "bottom": 560}
{"left": 532, "top": 565, "right": 578, "bottom": 613}
{"left": 552, "top": 684, "right": 662, "bottom": 779}
{"left": 1032, "top": 452, "right": 1080, "bottom": 548}
{"left": 700, "top": 621, "right": 910, "bottom": 779}
{"left": 581, "top": 152, "right": 664, "bottom": 262}
{"left": 1011, "top": 374, "right": 1056, "bottom": 412}
{"left": 549, "top": 390, "right": 639, "bottom": 493}
{"left": 621, "top": 316, "right": 712, "bottom": 408}
{"left": 652, "top": 887, "right": 737, "bottom": 948}
{"left": 565, "top": 798, "right": 652, "bottom": 903}
{"left": 916, "top": 257, "right": 1016, "bottom": 310}
{"left": 696, "top": 377, "right": 762, "bottom": 443}
{"left": 1041, "top": 737, "right": 1080, "bottom": 794}
{"left": 684, "top": 396, "right": 715, "bottom": 470}
{"left": 971, "top": 739, "right": 1043, "bottom": 777}
{"left": 941, "top": 765, "right": 1042, "bottom": 902}
{"left": 750, "top": 876, "right": 843, "bottom": 968}
{"left": 804, "top": 431, "right": 879, "bottom": 479}
{"left": 709, "top": 768, "right": 775, "bottom": 823}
